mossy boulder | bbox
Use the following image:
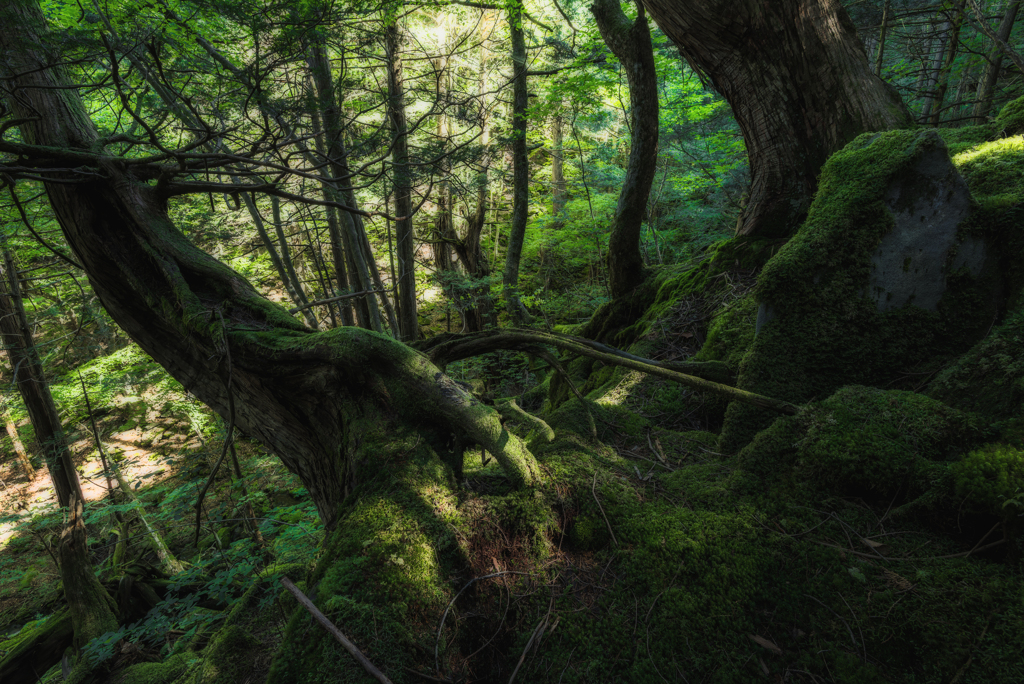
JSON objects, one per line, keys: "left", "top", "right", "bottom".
{"left": 995, "top": 94, "right": 1024, "bottom": 135}
{"left": 928, "top": 306, "right": 1024, "bottom": 439}
{"left": 738, "top": 386, "right": 986, "bottom": 506}
{"left": 722, "top": 130, "right": 1006, "bottom": 452}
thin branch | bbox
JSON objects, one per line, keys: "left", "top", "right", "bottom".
{"left": 281, "top": 576, "right": 395, "bottom": 684}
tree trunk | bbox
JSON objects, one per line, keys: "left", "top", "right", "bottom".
{"left": 551, "top": 112, "right": 566, "bottom": 223}
{"left": 385, "top": 23, "right": 419, "bottom": 341}
{"left": 0, "top": 0, "right": 540, "bottom": 530}
{"left": 305, "top": 42, "right": 382, "bottom": 330}
{"left": 503, "top": 5, "right": 533, "bottom": 323}
{"left": 433, "top": 33, "right": 455, "bottom": 275}
{"left": 451, "top": 32, "right": 497, "bottom": 332}
{"left": 592, "top": 0, "right": 659, "bottom": 299}
{"left": 3, "top": 403, "right": 35, "bottom": 480}
{"left": 928, "top": 1, "right": 967, "bottom": 126}
{"left": 973, "top": 0, "right": 1022, "bottom": 122}
{"left": 921, "top": 17, "right": 953, "bottom": 120}
{"left": 875, "top": 0, "right": 891, "bottom": 75}
{"left": 641, "top": 0, "right": 911, "bottom": 237}
{"left": 0, "top": 247, "right": 82, "bottom": 507}
{"left": 58, "top": 495, "right": 119, "bottom": 682}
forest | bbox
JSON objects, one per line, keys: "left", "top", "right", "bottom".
{"left": 0, "top": 0, "right": 1023, "bottom": 681}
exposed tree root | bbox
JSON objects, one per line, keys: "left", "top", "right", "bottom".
{"left": 418, "top": 328, "right": 797, "bottom": 415}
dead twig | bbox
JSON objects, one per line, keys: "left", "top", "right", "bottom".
{"left": 281, "top": 576, "right": 394, "bottom": 684}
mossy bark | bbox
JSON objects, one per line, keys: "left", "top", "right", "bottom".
{"left": 0, "top": 0, "right": 539, "bottom": 530}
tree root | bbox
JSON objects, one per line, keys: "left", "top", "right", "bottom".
{"left": 418, "top": 328, "right": 797, "bottom": 415}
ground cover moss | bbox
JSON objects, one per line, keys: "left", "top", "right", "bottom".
{"left": 266, "top": 428, "right": 468, "bottom": 684}
{"left": 495, "top": 389, "right": 1024, "bottom": 683}
{"left": 737, "top": 386, "right": 987, "bottom": 505}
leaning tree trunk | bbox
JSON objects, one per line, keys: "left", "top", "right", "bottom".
{"left": 973, "top": 0, "right": 1022, "bottom": 123}
{"left": 0, "top": 248, "right": 82, "bottom": 506}
{"left": 0, "top": 0, "right": 540, "bottom": 531}
{"left": 642, "top": 0, "right": 911, "bottom": 237}
{"left": 592, "top": 0, "right": 659, "bottom": 299}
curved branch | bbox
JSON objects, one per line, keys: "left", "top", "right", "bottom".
{"left": 418, "top": 329, "right": 798, "bottom": 415}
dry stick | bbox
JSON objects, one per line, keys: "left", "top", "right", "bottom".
{"left": 591, "top": 472, "right": 618, "bottom": 547}
{"left": 280, "top": 576, "right": 394, "bottom": 684}
{"left": 434, "top": 571, "right": 534, "bottom": 675}
{"left": 426, "top": 329, "right": 792, "bottom": 415}
{"left": 78, "top": 371, "right": 129, "bottom": 566}
{"left": 508, "top": 600, "right": 554, "bottom": 684}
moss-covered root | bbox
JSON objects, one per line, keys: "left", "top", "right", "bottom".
{"left": 496, "top": 398, "right": 555, "bottom": 442}
{"left": 267, "top": 434, "right": 465, "bottom": 684}
{"left": 58, "top": 498, "right": 119, "bottom": 683}
{"left": 0, "top": 610, "right": 74, "bottom": 684}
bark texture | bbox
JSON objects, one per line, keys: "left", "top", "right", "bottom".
{"left": 502, "top": 6, "right": 533, "bottom": 324}
{"left": 0, "top": 0, "right": 540, "bottom": 530}
{"left": 385, "top": 23, "right": 419, "bottom": 341}
{"left": 642, "top": 0, "right": 911, "bottom": 237}
{"left": 592, "top": 0, "right": 659, "bottom": 298}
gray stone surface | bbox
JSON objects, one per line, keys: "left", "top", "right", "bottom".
{"left": 867, "top": 135, "right": 981, "bottom": 312}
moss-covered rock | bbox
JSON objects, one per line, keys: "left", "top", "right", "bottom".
{"left": 721, "top": 130, "right": 1006, "bottom": 452}
{"left": 738, "top": 386, "right": 986, "bottom": 506}
{"left": 928, "top": 307, "right": 1024, "bottom": 440}
{"left": 995, "top": 94, "right": 1024, "bottom": 135}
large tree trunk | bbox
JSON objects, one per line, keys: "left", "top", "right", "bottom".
{"left": 0, "top": 247, "right": 82, "bottom": 506}
{"left": 0, "top": 0, "right": 540, "bottom": 531}
{"left": 592, "top": 0, "right": 659, "bottom": 298}
{"left": 642, "top": 0, "right": 911, "bottom": 237}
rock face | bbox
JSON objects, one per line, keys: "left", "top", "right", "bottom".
{"left": 723, "top": 130, "right": 1004, "bottom": 453}
{"left": 868, "top": 142, "right": 980, "bottom": 312}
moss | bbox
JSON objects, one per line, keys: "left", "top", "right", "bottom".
{"left": 267, "top": 428, "right": 466, "bottom": 684}
{"left": 738, "top": 386, "right": 985, "bottom": 506}
{"left": 694, "top": 291, "right": 757, "bottom": 370}
{"left": 721, "top": 130, "right": 1002, "bottom": 452}
{"left": 928, "top": 307, "right": 1024, "bottom": 436}
{"left": 952, "top": 443, "right": 1024, "bottom": 517}
{"left": 195, "top": 625, "right": 260, "bottom": 684}
{"left": 995, "top": 95, "right": 1024, "bottom": 135}
{"left": 111, "top": 653, "right": 195, "bottom": 684}
{"left": 953, "top": 134, "right": 1024, "bottom": 209}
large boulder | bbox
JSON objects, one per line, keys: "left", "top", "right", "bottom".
{"left": 722, "top": 130, "right": 1006, "bottom": 452}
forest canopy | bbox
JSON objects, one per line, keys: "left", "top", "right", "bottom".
{"left": 1, "top": 0, "right": 1024, "bottom": 683}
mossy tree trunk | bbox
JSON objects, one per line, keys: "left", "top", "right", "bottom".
{"left": 0, "top": 0, "right": 540, "bottom": 531}
{"left": 591, "top": 0, "right": 659, "bottom": 299}
{"left": 641, "top": 0, "right": 911, "bottom": 237}
{"left": 59, "top": 497, "right": 119, "bottom": 656}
